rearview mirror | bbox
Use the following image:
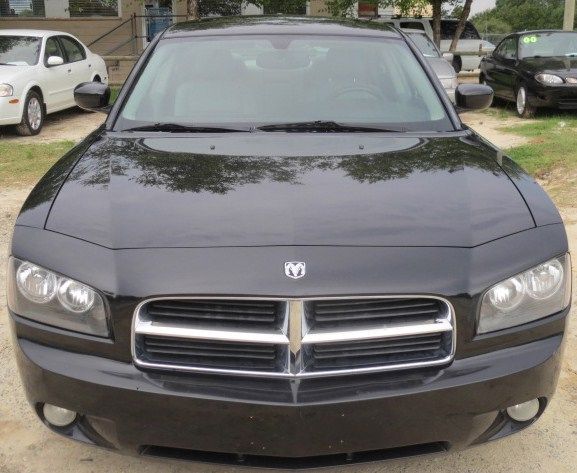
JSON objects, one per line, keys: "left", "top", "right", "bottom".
{"left": 442, "top": 52, "right": 454, "bottom": 63}
{"left": 47, "top": 56, "right": 64, "bottom": 67}
{"left": 455, "top": 84, "right": 493, "bottom": 111}
{"left": 74, "top": 81, "right": 111, "bottom": 113}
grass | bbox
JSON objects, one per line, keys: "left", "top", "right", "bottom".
{"left": 502, "top": 115, "right": 577, "bottom": 175}
{"left": 498, "top": 113, "right": 577, "bottom": 206}
{"left": 0, "top": 87, "right": 120, "bottom": 187}
{"left": 0, "top": 140, "right": 75, "bottom": 187}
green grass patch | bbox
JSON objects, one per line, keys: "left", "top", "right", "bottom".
{"left": 0, "top": 140, "right": 75, "bottom": 187}
{"left": 501, "top": 115, "right": 577, "bottom": 177}
{"left": 110, "top": 86, "right": 121, "bottom": 104}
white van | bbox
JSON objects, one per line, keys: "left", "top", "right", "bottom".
{"left": 374, "top": 17, "right": 495, "bottom": 72}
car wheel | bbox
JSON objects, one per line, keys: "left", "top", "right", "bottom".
{"left": 15, "top": 90, "right": 44, "bottom": 136}
{"left": 515, "top": 85, "right": 536, "bottom": 119}
{"left": 452, "top": 56, "right": 462, "bottom": 73}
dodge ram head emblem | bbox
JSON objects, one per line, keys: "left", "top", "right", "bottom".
{"left": 285, "top": 262, "right": 306, "bottom": 279}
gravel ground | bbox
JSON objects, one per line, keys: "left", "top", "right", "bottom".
{"left": 0, "top": 113, "right": 575, "bottom": 473}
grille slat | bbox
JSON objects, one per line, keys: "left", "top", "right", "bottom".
{"left": 308, "top": 333, "right": 448, "bottom": 370}
{"left": 308, "top": 298, "right": 445, "bottom": 329}
{"left": 139, "top": 336, "right": 283, "bottom": 371}
{"left": 145, "top": 300, "right": 284, "bottom": 327}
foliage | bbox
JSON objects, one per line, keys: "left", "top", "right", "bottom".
{"left": 470, "top": 9, "right": 512, "bottom": 34}
{"left": 471, "top": 0, "right": 576, "bottom": 33}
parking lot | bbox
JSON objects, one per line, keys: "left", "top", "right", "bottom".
{"left": 0, "top": 106, "right": 576, "bottom": 473}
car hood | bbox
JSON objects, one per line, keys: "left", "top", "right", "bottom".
{"left": 0, "top": 64, "right": 35, "bottom": 83}
{"left": 426, "top": 57, "right": 456, "bottom": 79}
{"left": 43, "top": 133, "right": 534, "bottom": 249}
{"left": 519, "top": 56, "right": 577, "bottom": 76}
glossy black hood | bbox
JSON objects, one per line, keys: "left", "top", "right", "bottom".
{"left": 519, "top": 56, "right": 577, "bottom": 76}
{"left": 39, "top": 132, "right": 534, "bottom": 249}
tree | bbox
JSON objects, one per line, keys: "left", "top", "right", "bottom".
{"left": 448, "top": 0, "right": 472, "bottom": 51}
{"left": 186, "top": 0, "right": 199, "bottom": 19}
{"left": 325, "top": 0, "right": 473, "bottom": 47}
{"left": 470, "top": 0, "right": 577, "bottom": 33}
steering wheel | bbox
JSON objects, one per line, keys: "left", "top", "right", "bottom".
{"left": 330, "top": 85, "right": 385, "bottom": 101}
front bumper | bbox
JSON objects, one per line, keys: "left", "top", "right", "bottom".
{"left": 0, "top": 96, "right": 23, "bottom": 126}
{"left": 527, "top": 84, "right": 577, "bottom": 109}
{"left": 11, "top": 309, "right": 566, "bottom": 468}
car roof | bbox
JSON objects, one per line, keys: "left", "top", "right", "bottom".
{"left": 0, "top": 29, "right": 73, "bottom": 38}
{"left": 163, "top": 16, "right": 401, "bottom": 39}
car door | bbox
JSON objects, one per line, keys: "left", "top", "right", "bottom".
{"left": 489, "top": 37, "right": 518, "bottom": 100}
{"left": 58, "top": 35, "right": 91, "bottom": 107}
{"left": 41, "top": 36, "right": 70, "bottom": 112}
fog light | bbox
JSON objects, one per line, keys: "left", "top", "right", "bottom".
{"left": 506, "top": 399, "right": 540, "bottom": 422}
{"left": 42, "top": 404, "right": 77, "bottom": 427}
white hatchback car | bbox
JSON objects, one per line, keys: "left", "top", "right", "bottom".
{"left": 0, "top": 30, "right": 108, "bottom": 136}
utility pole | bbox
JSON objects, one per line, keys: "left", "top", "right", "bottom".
{"left": 564, "top": 0, "right": 576, "bottom": 30}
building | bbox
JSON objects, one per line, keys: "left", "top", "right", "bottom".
{"left": 1, "top": 1, "right": 418, "bottom": 54}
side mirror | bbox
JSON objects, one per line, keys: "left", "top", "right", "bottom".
{"left": 74, "top": 81, "right": 111, "bottom": 113}
{"left": 46, "top": 56, "right": 64, "bottom": 67}
{"left": 455, "top": 84, "right": 494, "bottom": 111}
{"left": 442, "top": 52, "right": 454, "bottom": 63}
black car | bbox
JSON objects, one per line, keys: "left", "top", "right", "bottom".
{"left": 7, "top": 17, "right": 572, "bottom": 468}
{"left": 480, "top": 30, "right": 577, "bottom": 118}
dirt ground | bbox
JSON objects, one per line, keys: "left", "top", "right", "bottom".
{"left": 0, "top": 108, "right": 104, "bottom": 144}
{"left": 0, "top": 112, "right": 576, "bottom": 473}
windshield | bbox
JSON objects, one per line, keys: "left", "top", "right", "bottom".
{"left": 519, "top": 32, "right": 577, "bottom": 58}
{"left": 407, "top": 33, "right": 440, "bottom": 58}
{"left": 116, "top": 35, "right": 452, "bottom": 132}
{"left": 0, "top": 36, "right": 41, "bottom": 66}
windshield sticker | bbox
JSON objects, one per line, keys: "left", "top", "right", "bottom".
{"left": 522, "top": 35, "right": 538, "bottom": 44}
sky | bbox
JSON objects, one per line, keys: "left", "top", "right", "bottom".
{"left": 470, "top": 0, "right": 497, "bottom": 15}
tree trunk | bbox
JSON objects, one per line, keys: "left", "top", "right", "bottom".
{"left": 449, "top": 0, "right": 473, "bottom": 52}
{"left": 431, "top": 0, "right": 442, "bottom": 47}
{"left": 187, "top": 0, "right": 199, "bottom": 20}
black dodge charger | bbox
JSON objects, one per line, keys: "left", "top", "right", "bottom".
{"left": 480, "top": 30, "right": 577, "bottom": 118}
{"left": 7, "top": 17, "right": 572, "bottom": 468}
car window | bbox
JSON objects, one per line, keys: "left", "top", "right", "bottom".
{"left": 400, "top": 22, "right": 425, "bottom": 31}
{"left": 59, "top": 36, "right": 86, "bottom": 63}
{"left": 44, "top": 37, "right": 65, "bottom": 63}
{"left": 518, "top": 32, "right": 577, "bottom": 58}
{"left": 440, "top": 20, "right": 481, "bottom": 40}
{"left": 495, "top": 37, "right": 517, "bottom": 60}
{"left": 116, "top": 35, "right": 453, "bottom": 132}
{"left": 0, "top": 36, "right": 41, "bottom": 66}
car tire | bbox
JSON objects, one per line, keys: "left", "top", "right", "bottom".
{"left": 15, "top": 90, "right": 44, "bottom": 136}
{"left": 515, "top": 85, "right": 536, "bottom": 119}
{"left": 452, "top": 56, "right": 462, "bottom": 73}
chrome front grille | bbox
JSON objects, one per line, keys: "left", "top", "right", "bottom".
{"left": 133, "top": 296, "right": 455, "bottom": 378}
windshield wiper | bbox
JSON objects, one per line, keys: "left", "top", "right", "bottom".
{"left": 0, "top": 62, "right": 16, "bottom": 66}
{"left": 257, "top": 120, "right": 402, "bottom": 133}
{"left": 123, "top": 123, "right": 251, "bottom": 133}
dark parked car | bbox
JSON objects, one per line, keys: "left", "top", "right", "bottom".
{"left": 7, "top": 17, "right": 572, "bottom": 468}
{"left": 480, "top": 30, "right": 577, "bottom": 118}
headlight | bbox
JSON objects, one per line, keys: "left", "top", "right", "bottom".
{"left": 7, "top": 257, "right": 109, "bottom": 337}
{"left": 535, "top": 73, "right": 564, "bottom": 85}
{"left": 0, "top": 83, "right": 14, "bottom": 97}
{"left": 478, "top": 254, "right": 571, "bottom": 334}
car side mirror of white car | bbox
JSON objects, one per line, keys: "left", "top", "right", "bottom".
{"left": 442, "top": 52, "right": 454, "bottom": 63}
{"left": 74, "top": 82, "right": 111, "bottom": 113}
{"left": 47, "top": 56, "right": 64, "bottom": 67}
